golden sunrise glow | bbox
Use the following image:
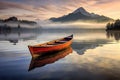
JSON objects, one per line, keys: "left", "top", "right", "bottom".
{"left": 0, "top": 0, "right": 120, "bottom": 20}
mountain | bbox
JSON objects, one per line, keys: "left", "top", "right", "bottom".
{"left": 0, "top": 16, "right": 37, "bottom": 24}
{"left": 49, "top": 7, "right": 114, "bottom": 23}
{"left": 4, "top": 16, "right": 18, "bottom": 22}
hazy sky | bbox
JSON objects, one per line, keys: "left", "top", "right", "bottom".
{"left": 0, "top": 0, "right": 120, "bottom": 20}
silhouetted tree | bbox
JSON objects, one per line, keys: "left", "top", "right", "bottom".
{"left": 106, "top": 22, "right": 111, "bottom": 30}
{"left": 106, "top": 19, "right": 120, "bottom": 30}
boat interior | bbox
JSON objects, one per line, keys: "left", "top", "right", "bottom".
{"left": 30, "top": 35, "right": 73, "bottom": 47}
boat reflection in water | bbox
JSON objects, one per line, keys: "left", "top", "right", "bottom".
{"left": 28, "top": 47, "right": 73, "bottom": 71}
{"left": 106, "top": 31, "right": 120, "bottom": 41}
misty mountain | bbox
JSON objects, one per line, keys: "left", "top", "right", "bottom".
{"left": 0, "top": 16, "right": 37, "bottom": 24}
{"left": 49, "top": 7, "right": 114, "bottom": 23}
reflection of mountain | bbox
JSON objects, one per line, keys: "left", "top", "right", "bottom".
{"left": 72, "top": 39, "right": 109, "bottom": 55}
{"left": 29, "top": 47, "right": 73, "bottom": 71}
{"left": 106, "top": 31, "right": 120, "bottom": 41}
{"left": 50, "top": 7, "right": 113, "bottom": 22}
{"left": 0, "top": 25, "right": 42, "bottom": 45}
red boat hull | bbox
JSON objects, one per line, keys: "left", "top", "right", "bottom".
{"left": 28, "top": 35, "right": 73, "bottom": 57}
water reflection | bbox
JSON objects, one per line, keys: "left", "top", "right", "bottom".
{"left": 0, "top": 26, "right": 120, "bottom": 80}
{"left": 106, "top": 31, "right": 120, "bottom": 41}
{"left": 29, "top": 47, "right": 73, "bottom": 71}
{"left": 0, "top": 24, "right": 41, "bottom": 45}
{"left": 72, "top": 39, "right": 109, "bottom": 55}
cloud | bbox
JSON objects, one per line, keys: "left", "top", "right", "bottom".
{"left": 0, "top": 0, "right": 120, "bottom": 20}
{"left": 0, "top": 1, "right": 34, "bottom": 11}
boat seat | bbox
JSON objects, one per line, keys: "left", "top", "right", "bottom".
{"left": 45, "top": 45, "right": 54, "bottom": 46}
{"left": 59, "top": 41, "right": 67, "bottom": 42}
{"left": 47, "top": 43, "right": 57, "bottom": 45}
{"left": 55, "top": 40, "right": 67, "bottom": 43}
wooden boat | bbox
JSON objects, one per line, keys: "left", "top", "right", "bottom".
{"left": 28, "top": 34, "right": 73, "bottom": 57}
{"left": 28, "top": 47, "right": 73, "bottom": 71}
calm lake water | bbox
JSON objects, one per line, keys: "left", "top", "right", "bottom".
{"left": 0, "top": 25, "right": 120, "bottom": 80}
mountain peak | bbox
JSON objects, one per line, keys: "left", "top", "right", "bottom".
{"left": 78, "top": 7, "right": 85, "bottom": 10}
{"left": 73, "top": 7, "right": 86, "bottom": 13}
{"left": 73, "top": 7, "right": 91, "bottom": 16}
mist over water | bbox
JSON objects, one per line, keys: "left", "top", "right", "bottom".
{"left": 0, "top": 23, "right": 120, "bottom": 80}
{"left": 37, "top": 20, "right": 106, "bottom": 29}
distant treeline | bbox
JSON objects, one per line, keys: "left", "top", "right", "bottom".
{"left": 0, "top": 16, "right": 37, "bottom": 24}
{"left": 106, "top": 19, "right": 120, "bottom": 30}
